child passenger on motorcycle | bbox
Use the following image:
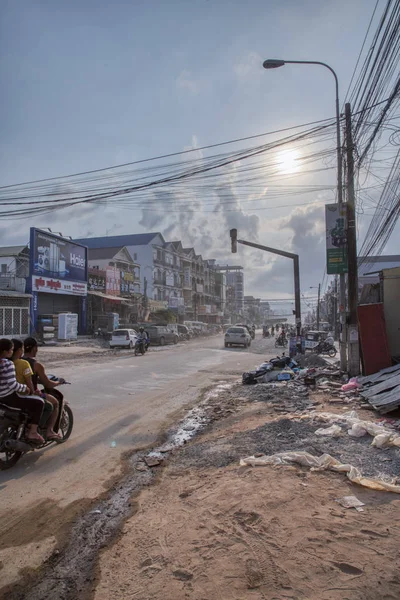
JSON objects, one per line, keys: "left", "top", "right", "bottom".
{"left": 12, "top": 339, "right": 62, "bottom": 441}
{"left": 0, "top": 338, "right": 45, "bottom": 443}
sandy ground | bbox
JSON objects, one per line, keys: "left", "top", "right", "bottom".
{"left": 94, "top": 389, "right": 400, "bottom": 600}
{"left": 0, "top": 334, "right": 273, "bottom": 597}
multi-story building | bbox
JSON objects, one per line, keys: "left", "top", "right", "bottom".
{"left": 76, "top": 232, "right": 232, "bottom": 323}
{"left": 244, "top": 296, "right": 261, "bottom": 324}
{"left": 87, "top": 245, "right": 141, "bottom": 326}
{"left": 0, "top": 245, "right": 31, "bottom": 338}
{"left": 216, "top": 265, "right": 244, "bottom": 318}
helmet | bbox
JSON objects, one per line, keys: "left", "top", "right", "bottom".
{"left": 139, "top": 327, "right": 144, "bottom": 332}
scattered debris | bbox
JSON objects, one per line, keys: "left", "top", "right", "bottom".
{"left": 144, "top": 456, "right": 163, "bottom": 467}
{"left": 359, "top": 364, "right": 400, "bottom": 413}
{"left": 293, "top": 353, "right": 329, "bottom": 368}
{"left": 315, "top": 424, "right": 342, "bottom": 437}
{"left": 240, "top": 450, "right": 400, "bottom": 493}
{"left": 336, "top": 495, "right": 365, "bottom": 511}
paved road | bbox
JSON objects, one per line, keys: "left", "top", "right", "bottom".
{"left": 0, "top": 334, "right": 277, "bottom": 591}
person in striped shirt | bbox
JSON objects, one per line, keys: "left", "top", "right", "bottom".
{"left": 0, "top": 338, "right": 45, "bottom": 443}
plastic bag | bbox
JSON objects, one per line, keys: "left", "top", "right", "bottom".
{"left": 371, "top": 432, "right": 392, "bottom": 448}
{"left": 341, "top": 377, "right": 361, "bottom": 392}
{"left": 315, "top": 424, "right": 342, "bottom": 437}
{"left": 310, "top": 411, "right": 397, "bottom": 447}
{"left": 348, "top": 423, "right": 367, "bottom": 438}
{"left": 240, "top": 451, "right": 400, "bottom": 493}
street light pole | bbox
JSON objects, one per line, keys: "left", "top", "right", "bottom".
{"left": 310, "top": 284, "right": 321, "bottom": 330}
{"left": 263, "top": 58, "right": 347, "bottom": 371}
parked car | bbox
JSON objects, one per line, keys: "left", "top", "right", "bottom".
{"left": 225, "top": 326, "right": 251, "bottom": 348}
{"left": 146, "top": 325, "right": 178, "bottom": 346}
{"left": 110, "top": 329, "right": 138, "bottom": 349}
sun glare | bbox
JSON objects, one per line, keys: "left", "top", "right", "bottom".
{"left": 277, "top": 148, "right": 301, "bottom": 174}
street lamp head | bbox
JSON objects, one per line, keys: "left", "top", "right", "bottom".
{"left": 263, "top": 59, "right": 285, "bottom": 70}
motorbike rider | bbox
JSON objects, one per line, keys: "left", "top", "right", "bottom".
{"left": 12, "top": 339, "right": 62, "bottom": 441}
{"left": 0, "top": 338, "right": 45, "bottom": 443}
{"left": 325, "top": 333, "right": 335, "bottom": 347}
{"left": 23, "top": 337, "right": 66, "bottom": 429}
{"left": 138, "top": 327, "right": 150, "bottom": 350}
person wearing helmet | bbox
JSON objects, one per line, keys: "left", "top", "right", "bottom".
{"left": 139, "top": 327, "right": 150, "bottom": 350}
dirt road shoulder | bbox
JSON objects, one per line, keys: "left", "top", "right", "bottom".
{"left": 94, "top": 383, "right": 400, "bottom": 600}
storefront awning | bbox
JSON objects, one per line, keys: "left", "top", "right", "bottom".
{"left": 88, "top": 291, "right": 131, "bottom": 305}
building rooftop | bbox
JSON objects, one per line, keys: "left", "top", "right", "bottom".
{"left": 88, "top": 246, "right": 136, "bottom": 262}
{"left": 359, "top": 255, "right": 400, "bottom": 277}
{"left": 75, "top": 232, "right": 162, "bottom": 249}
{"left": 0, "top": 245, "right": 29, "bottom": 257}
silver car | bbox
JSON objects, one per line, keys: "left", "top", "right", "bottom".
{"left": 224, "top": 326, "right": 251, "bottom": 348}
{"left": 109, "top": 328, "right": 138, "bottom": 349}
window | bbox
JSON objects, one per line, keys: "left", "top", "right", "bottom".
{"left": 1, "top": 264, "right": 7, "bottom": 274}
{"left": 133, "top": 253, "right": 137, "bottom": 261}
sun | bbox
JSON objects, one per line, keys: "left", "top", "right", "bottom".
{"left": 277, "top": 148, "right": 301, "bottom": 174}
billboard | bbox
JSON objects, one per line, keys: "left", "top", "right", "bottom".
{"left": 106, "top": 266, "right": 120, "bottom": 296}
{"left": 30, "top": 228, "right": 88, "bottom": 283}
{"left": 325, "top": 204, "right": 348, "bottom": 275}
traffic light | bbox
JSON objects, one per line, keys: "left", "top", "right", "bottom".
{"left": 230, "top": 228, "right": 237, "bottom": 253}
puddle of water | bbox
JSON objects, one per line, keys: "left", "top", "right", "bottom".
{"left": 151, "top": 381, "right": 234, "bottom": 455}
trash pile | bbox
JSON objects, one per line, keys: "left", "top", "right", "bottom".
{"left": 242, "top": 354, "right": 344, "bottom": 395}
{"left": 315, "top": 363, "right": 400, "bottom": 414}
{"left": 242, "top": 355, "right": 306, "bottom": 385}
{"left": 240, "top": 409, "right": 400, "bottom": 494}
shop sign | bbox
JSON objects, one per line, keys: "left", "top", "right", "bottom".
{"left": 106, "top": 267, "right": 120, "bottom": 296}
{"left": 32, "top": 275, "right": 87, "bottom": 296}
{"left": 88, "top": 270, "right": 106, "bottom": 291}
{"left": 325, "top": 204, "right": 348, "bottom": 274}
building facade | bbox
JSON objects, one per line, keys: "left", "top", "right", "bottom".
{"left": 76, "top": 232, "right": 239, "bottom": 324}
{"left": 0, "top": 245, "right": 31, "bottom": 339}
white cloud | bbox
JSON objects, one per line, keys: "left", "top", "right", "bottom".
{"left": 233, "top": 52, "right": 263, "bottom": 80}
{"left": 176, "top": 70, "right": 199, "bottom": 95}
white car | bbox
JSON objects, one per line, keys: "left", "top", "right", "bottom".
{"left": 224, "top": 326, "right": 251, "bottom": 348}
{"left": 110, "top": 328, "right": 138, "bottom": 349}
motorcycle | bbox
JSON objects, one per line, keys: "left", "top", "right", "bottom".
{"left": 262, "top": 329, "right": 270, "bottom": 338}
{"left": 0, "top": 378, "right": 73, "bottom": 470}
{"left": 134, "top": 337, "right": 148, "bottom": 356}
{"left": 274, "top": 335, "right": 288, "bottom": 348}
{"left": 314, "top": 341, "right": 337, "bottom": 357}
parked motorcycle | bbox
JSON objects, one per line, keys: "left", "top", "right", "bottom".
{"left": 0, "top": 378, "right": 73, "bottom": 470}
{"left": 314, "top": 341, "right": 337, "bottom": 357}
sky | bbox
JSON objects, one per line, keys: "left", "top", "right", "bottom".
{"left": 0, "top": 0, "right": 396, "bottom": 309}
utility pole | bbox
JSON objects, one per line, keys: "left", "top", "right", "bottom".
{"left": 334, "top": 276, "right": 338, "bottom": 339}
{"left": 230, "top": 229, "right": 302, "bottom": 338}
{"left": 345, "top": 102, "right": 360, "bottom": 376}
{"left": 316, "top": 283, "right": 321, "bottom": 331}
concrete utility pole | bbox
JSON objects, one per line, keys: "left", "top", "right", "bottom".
{"left": 230, "top": 229, "right": 302, "bottom": 337}
{"left": 345, "top": 102, "right": 360, "bottom": 376}
{"left": 262, "top": 58, "right": 347, "bottom": 371}
{"left": 317, "top": 283, "right": 321, "bottom": 330}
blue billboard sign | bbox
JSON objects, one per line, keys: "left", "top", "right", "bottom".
{"left": 30, "top": 228, "right": 88, "bottom": 283}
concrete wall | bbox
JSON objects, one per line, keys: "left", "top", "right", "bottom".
{"left": 382, "top": 266, "right": 400, "bottom": 357}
